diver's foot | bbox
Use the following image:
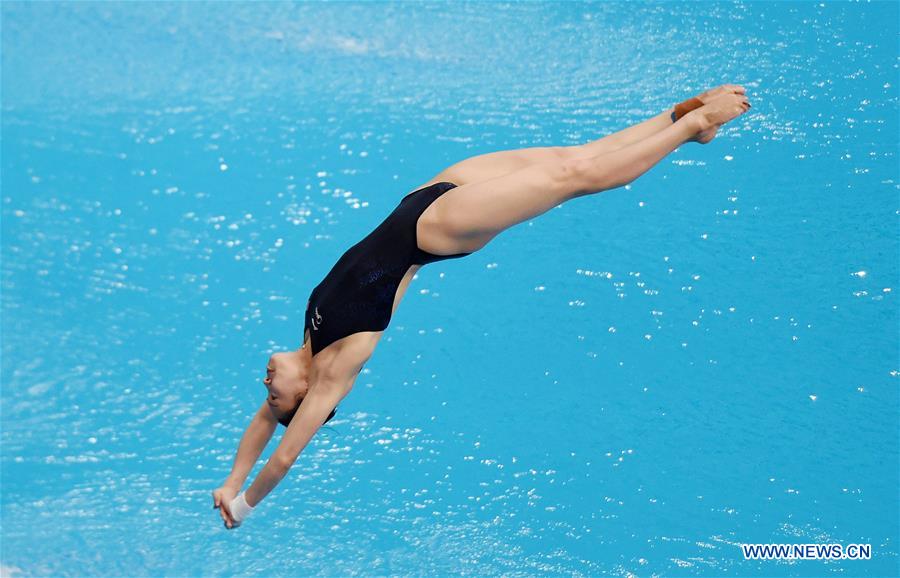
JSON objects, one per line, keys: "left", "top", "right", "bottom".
{"left": 689, "top": 126, "right": 719, "bottom": 145}
{"left": 694, "top": 84, "right": 746, "bottom": 104}
{"left": 672, "top": 84, "right": 746, "bottom": 123}
{"left": 686, "top": 93, "right": 751, "bottom": 144}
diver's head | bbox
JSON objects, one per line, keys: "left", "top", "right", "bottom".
{"left": 262, "top": 344, "right": 336, "bottom": 427}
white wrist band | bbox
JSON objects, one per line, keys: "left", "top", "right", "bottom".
{"left": 229, "top": 492, "right": 255, "bottom": 525}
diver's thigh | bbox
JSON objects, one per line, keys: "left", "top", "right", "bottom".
{"left": 427, "top": 145, "right": 583, "bottom": 187}
{"left": 433, "top": 159, "right": 584, "bottom": 245}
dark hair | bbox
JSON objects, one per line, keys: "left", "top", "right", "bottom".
{"left": 277, "top": 402, "right": 337, "bottom": 428}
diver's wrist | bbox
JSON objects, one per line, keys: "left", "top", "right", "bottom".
{"left": 229, "top": 492, "right": 255, "bottom": 525}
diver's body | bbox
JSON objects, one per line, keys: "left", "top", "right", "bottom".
{"left": 213, "top": 86, "right": 752, "bottom": 528}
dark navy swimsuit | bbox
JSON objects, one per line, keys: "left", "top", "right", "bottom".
{"left": 303, "top": 181, "right": 470, "bottom": 356}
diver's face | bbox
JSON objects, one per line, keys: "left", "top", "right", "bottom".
{"left": 262, "top": 350, "right": 309, "bottom": 419}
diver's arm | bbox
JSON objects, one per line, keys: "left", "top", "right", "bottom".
{"left": 223, "top": 400, "right": 278, "bottom": 490}
{"left": 242, "top": 379, "right": 352, "bottom": 507}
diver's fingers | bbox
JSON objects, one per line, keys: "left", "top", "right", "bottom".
{"left": 220, "top": 501, "right": 235, "bottom": 526}
{"left": 218, "top": 506, "right": 236, "bottom": 529}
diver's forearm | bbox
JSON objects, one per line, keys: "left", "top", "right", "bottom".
{"left": 242, "top": 382, "right": 350, "bottom": 507}
{"left": 243, "top": 457, "right": 290, "bottom": 506}
{"left": 224, "top": 410, "right": 276, "bottom": 489}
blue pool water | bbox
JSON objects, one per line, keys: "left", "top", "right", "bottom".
{"left": 2, "top": 2, "right": 897, "bottom": 576}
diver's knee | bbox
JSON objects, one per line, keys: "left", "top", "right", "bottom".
{"left": 558, "top": 157, "right": 596, "bottom": 196}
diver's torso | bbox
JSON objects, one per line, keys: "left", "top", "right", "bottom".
{"left": 304, "top": 182, "right": 468, "bottom": 356}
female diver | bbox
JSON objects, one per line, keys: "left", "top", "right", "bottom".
{"left": 212, "top": 85, "right": 751, "bottom": 528}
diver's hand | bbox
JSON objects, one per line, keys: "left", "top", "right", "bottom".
{"left": 212, "top": 485, "right": 238, "bottom": 529}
